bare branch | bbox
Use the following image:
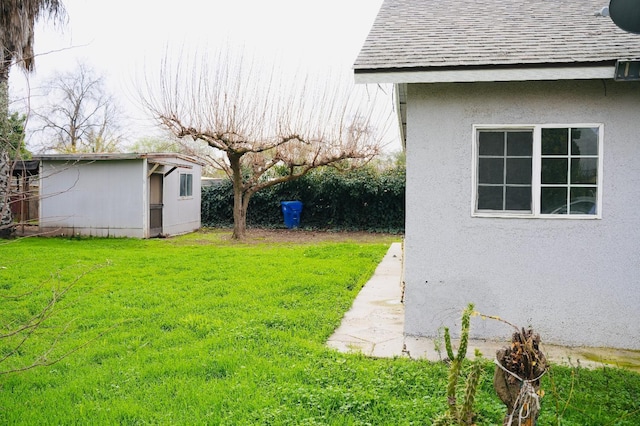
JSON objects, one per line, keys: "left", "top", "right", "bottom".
{"left": 0, "top": 262, "right": 115, "bottom": 375}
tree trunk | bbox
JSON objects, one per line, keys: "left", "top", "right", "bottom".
{"left": 229, "top": 152, "right": 249, "bottom": 240}
{"left": 0, "top": 150, "right": 12, "bottom": 238}
{"left": 231, "top": 187, "right": 250, "bottom": 240}
{"left": 0, "top": 79, "right": 14, "bottom": 238}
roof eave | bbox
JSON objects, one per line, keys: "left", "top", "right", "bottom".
{"left": 33, "top": 152, "right": 204, "bottom": 166}
{"left": 354, "top": 62, "right": 617, "bottom": 84}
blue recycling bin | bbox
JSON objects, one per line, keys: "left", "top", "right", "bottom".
{"left": 280, "top": 201, "right": 303, "bottom": 229}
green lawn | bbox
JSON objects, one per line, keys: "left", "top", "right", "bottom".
{"left": 1, "top": 231, "right": 639, "bottom": 425}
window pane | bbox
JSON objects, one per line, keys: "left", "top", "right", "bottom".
{"left": 542, "top": 128, "right": 568, "bottom": 155}
{"left": 507, "top": 131, "right": 533, "bottom": 156}
{"left": 478, "top": 132, "right": 504, "bottom": 155}
{"left": 478, "top": 186, "right": 503, "bottom": 210}
{"left": 541, "top": 158, "right": 568, "bottom": 184}
{"left": 476, "top": 125, "right": 600, "bottom": 217}
{"left": 186, "top": 174, "right": 193, "bottom": 196}
{"left": 506, "top": 158, "right": 532, "bottom": 184}
{"left": 571, "top": 128, "right": 598, "bottom": 156}
{"left": 541, "top": 187, "right": 568, "bottom": 214}
{"left": 180, "top": 174, "right": 192, "bottom": 197}
{"left": 505, "top": 186, "right": 531, "bottom": 211}
{"left": 571, "top": 158, "right": 598, "bottom": 184}
{"left": 478, "top": 158, "right": 504, "bottom": 184}
{"left": 569, "top": 187, "right": 597, "bottom": 215}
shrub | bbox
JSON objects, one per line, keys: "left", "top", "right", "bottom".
{"left": 201, "top": 163, "right": 405, "bottom": 233}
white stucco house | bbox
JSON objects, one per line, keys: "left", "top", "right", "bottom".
{"left": 34, "top": 153, "right": 202, "bottom": 238}
{"left": 355, "top": 0, "right": 640, "bottom": 349}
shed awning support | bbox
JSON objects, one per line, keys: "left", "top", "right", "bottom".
{"left": 147, "top": 163, "right": 161, "bottom": 177}
{"left": 147, "top": 161, "right": 192, "bottom": 178}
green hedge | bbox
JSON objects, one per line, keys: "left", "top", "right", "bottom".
{"left": 201, "top": 165, "right": 405, "bottom": 233}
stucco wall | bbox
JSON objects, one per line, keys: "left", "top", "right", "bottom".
{"left": 404, "top": 79, "right": 640, "bottom": 349}
{"left": 39, "top": 160, "right": 146, "bottom": 238}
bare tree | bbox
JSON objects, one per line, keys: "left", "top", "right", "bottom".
{"left": 140, "top": 49, "right": 389, "bottom": 239}
{"left": 34, "top": 61, "right": 126, "bottom": 153}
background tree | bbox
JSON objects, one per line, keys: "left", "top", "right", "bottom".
{"left": 6, "top": 111, "right": 30, "bottom": 159}
{"left": 34, "top": 61, "right": 126, "bottom": 153}
{"left": 0, "top": 0, "right": 65, "bottom": 237}
{"left": 140, "top": 50, "right": 389, "bottom": 239}
{"left": 129, "top": 135, "right": 181, "bottom": 154}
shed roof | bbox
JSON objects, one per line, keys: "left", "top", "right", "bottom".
{"left": 33, "top": 152, "right": 204, "bottom": 166}
{"left": 354, "top": 0, "right": 640, "bottom": 78}
{"left": 12, "top": 160, "right": 40, "bottom": 176}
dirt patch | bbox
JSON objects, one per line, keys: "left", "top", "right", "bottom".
{"left": 201, "top": 228, "right": 402, "bottom": 244}
{"left": 12, "top": 226, "right": 401, "bottom": 245}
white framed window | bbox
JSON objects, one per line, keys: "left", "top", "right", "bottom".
{"left": 472, "top": 124, "right": 602, "bottom": 218}
{"left": 179, "top": 173, "right": 193, "bottom": 197}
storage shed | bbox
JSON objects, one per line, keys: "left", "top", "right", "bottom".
{"left": 35, "top": 153, "right": 202, "bottom": 238}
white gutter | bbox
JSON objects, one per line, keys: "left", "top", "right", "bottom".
{"left": 355, "top": 65, "right": 615, "bottom": 84}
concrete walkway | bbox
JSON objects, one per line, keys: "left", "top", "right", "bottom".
{"left": 327, "top": 242, "right": 405, "bottom": 358}
{"left": 327, "top": 243, "right": 640, "bottom": 372}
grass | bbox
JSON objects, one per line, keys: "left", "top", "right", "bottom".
{"left": 1, "top": 230, "right": 639, "bottom": 425}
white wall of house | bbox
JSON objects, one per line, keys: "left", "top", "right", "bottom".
{"left": 404, "top": 79, "right": 640, "bottom": 349}
{"left": 40, "top": 160, "right": 147, "bottom": 238}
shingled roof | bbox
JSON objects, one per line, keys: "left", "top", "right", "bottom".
{"left": 354, "top": 0, "right": 640, "bottom": 76}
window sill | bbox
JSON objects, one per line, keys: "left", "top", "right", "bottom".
{"left": 472, "top": 212, "right": 601, "bottom": 219}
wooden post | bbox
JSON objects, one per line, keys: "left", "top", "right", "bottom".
{"left": 20, "top": 169, "right": 26, "bottom": 233}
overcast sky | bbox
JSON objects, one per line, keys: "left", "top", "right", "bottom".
{"left": 9, "top": 0, "right": 400, "bottom": 152}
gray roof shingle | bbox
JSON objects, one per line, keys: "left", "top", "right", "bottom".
{"left": 354, "top": 0, "right": 640, "bottom": 71}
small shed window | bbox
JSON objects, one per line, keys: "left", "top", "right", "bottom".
{"left": 473, "top": 124, "right": 602, "bottom": 218}
{"left": 180, "top": 173, "right": 193, "bottom": 197}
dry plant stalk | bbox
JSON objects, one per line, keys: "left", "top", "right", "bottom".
{"left": 494, "top": 328, "right": 548, "bottom": 426}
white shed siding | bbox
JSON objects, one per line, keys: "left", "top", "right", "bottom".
{"left": 160, "top": 160, "right": 202, "bottom": 236}
{"left": 404, "top": 79, "right": 640, "bottom": 349}
{"left": 40, "top": 160, "right": 146, "bottom": 238}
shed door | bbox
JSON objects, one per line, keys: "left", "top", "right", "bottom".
{"left": 149, "top": 173, "right": 163, "bottom": 236}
